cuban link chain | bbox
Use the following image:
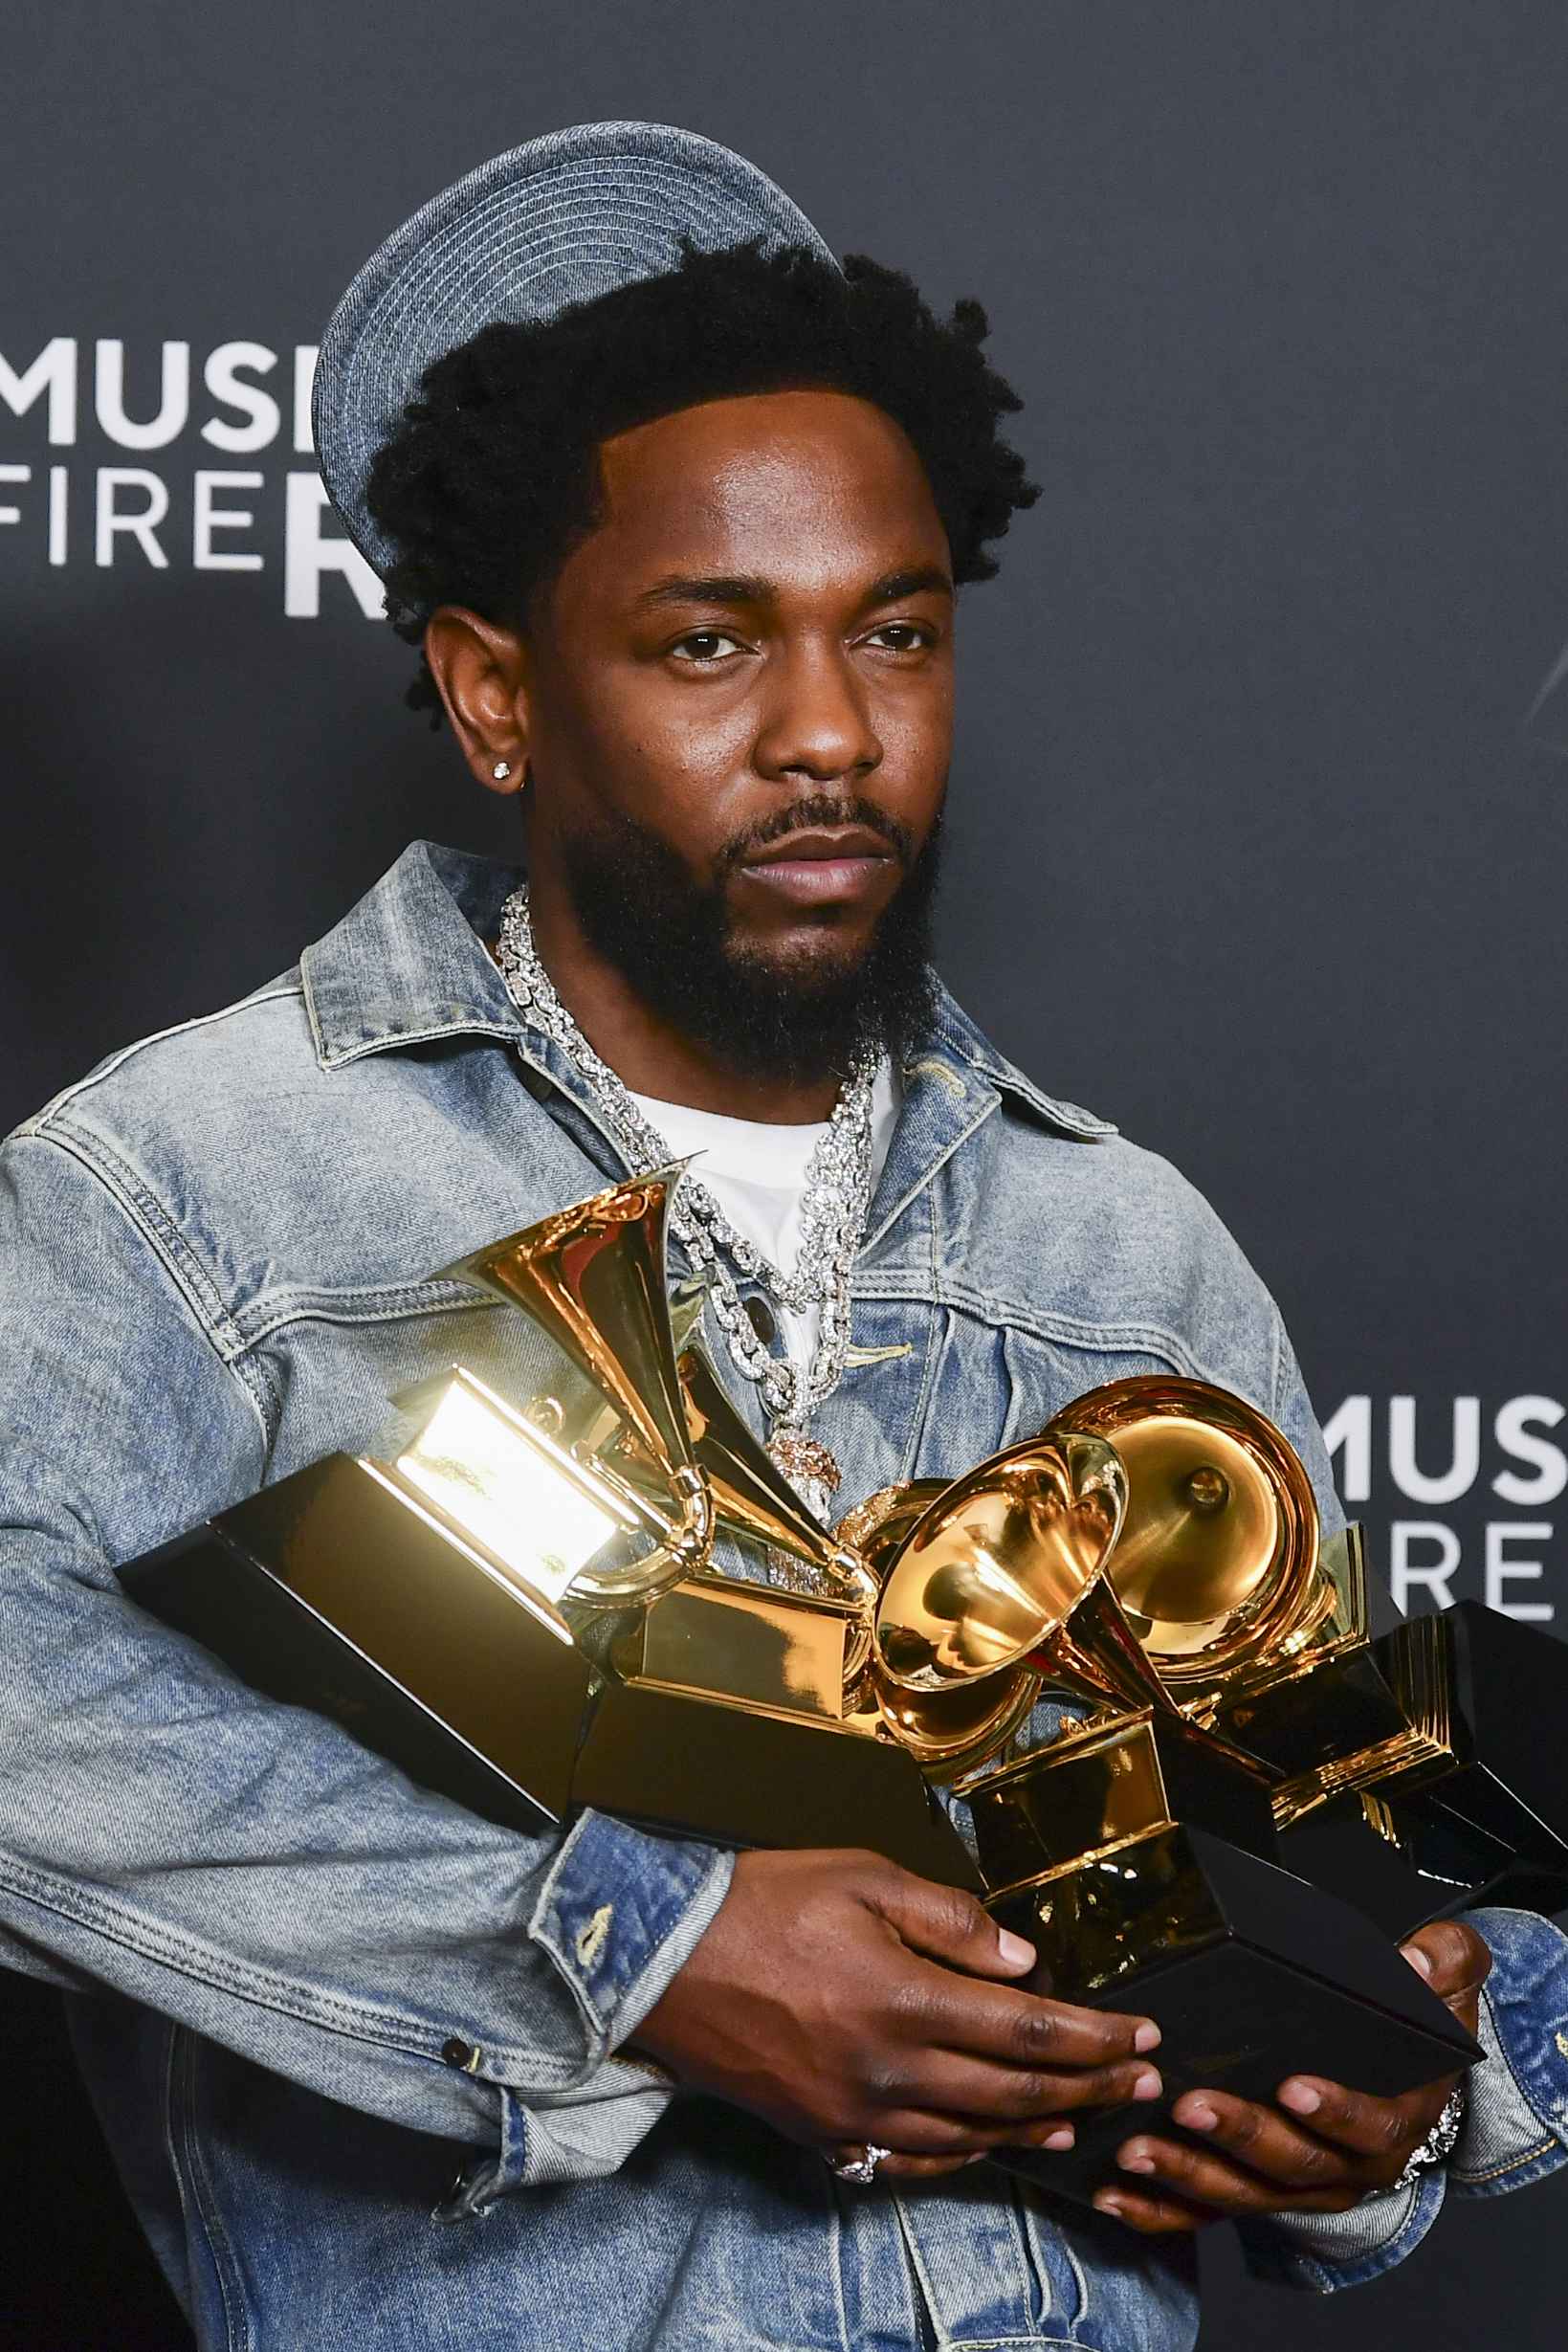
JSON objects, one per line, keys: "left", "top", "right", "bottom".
{"left": 493, "top": 888, "right": 876, "bottom": 1514}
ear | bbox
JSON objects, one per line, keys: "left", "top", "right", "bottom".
{"left": 422, "top": 607, "right": 532, "bottom": 796}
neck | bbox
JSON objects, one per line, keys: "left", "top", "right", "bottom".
{"left": 523, "top": 870, "right": 844, "bottom": 1123}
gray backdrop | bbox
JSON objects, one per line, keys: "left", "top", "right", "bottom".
{"left": 2, "top": 5, "right": 1565, "bottom": 2345}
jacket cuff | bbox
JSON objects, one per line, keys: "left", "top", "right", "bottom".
{"left": 1448, "top": 1907, "right": 1568, "bottom": 2198}
{"left": 1234, "top": 2170, "right": 1445, "bottom": 2292}
{"left": 527, "top": 1808, "right": 734, "bottom": 2053}
{"left": 438, "top": 1814, "right": 733, "bottom": 2211}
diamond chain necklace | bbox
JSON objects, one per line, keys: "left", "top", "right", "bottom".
{"left": 494, "top": 889, "right": 876, "bottom": 1498}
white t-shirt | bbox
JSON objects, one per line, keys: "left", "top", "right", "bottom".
{"left": 626, "top": 1064, "right": 900, "bottom": 1373}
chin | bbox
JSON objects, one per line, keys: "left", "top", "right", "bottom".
{"left": 736, "top": 931, "right": 871, "bottom": 989}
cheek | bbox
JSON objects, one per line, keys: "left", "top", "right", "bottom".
{"left": 570, "top": 674, "right": 760, "bottom": 812}
{"left": 534, "top": 675, "right": 770, "bottom": 879}
{"left": 870, "top": 672, "right": 954, "bottom": 799}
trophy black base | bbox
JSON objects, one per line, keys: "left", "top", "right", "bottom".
{"left": 119, "top": 1454, "right": 593, "bottom": 1835}
{"left": 1277, "top": 1794, "right": 1463, "bottom": 1941}
{"left": 1281, "top": 1788, "right": 1568, "bottom": 1931}
{"left": 572, "top": 1682, "right": 983, "bottom": 1891}
{"left": 1389, "top": 1786, "right": 1568, "bottom": 1918}
{"left": 1374, "top": 1600, "right": 1568, "bottom": 1908}
{"left": 984, "top": 1825, "right": 1480, "bottom": 2206}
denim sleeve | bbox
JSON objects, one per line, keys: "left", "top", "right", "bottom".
{"left": 1235, "top": 1908, "right": 1568, "bottom": 2291}
{"left": 0, "top": 1130, "right": 732, "bottom": 2170}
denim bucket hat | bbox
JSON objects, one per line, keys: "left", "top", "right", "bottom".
{"left": 314, "top": 121, "right": 837, "bottom": 577}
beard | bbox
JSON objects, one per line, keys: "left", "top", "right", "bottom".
{"left": 557, "top": 793, "right": 942, "bottom": 1088}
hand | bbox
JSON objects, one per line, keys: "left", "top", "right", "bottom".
{"left": 1093, "top": 1918, "right": 1491, "bottom": 2231}
{"left": 629, "top": 1848, "right": 1164, "bottom": 2179}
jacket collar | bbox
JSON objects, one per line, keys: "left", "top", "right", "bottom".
{"left": 860, "top": 988, "right": 1115, "bottom": 1254}
{"left": 908, "top": 988, "right": 1115, "bottom": 1143}
{"left": 301, "top": 840, "right": 527, "bottom": 1068}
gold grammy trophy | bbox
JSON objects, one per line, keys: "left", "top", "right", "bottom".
{"left": 1055, "top": 1378, "right": 1568, "bottom": 1925}
{"left": 122, "top": 1171, "right": 977, "bottom": 1885}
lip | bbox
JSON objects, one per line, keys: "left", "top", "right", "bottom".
{"left": 738, "top": 828, "right": 899, "bottom": 906}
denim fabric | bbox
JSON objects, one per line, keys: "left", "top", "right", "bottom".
{"left": 1448, "top": 1906, "right": 1568, "bottom": 2196}
{"left": 315, "top": 122, "right": 838, "bottom": 571}
{"left": 0, "top": 840, "right": 1554, "bottom": 2348}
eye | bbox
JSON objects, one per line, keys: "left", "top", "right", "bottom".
{"left": 863, "top": 621, "right": 937, "bottom": 654}
{"left": 669, "top": 630, "right": 746, "bottom": 664}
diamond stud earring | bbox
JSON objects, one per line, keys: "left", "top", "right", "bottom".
{"left": 493, "top": 760, "right": 513, "bottom": 781}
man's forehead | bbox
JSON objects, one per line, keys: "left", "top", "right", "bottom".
{"left": 580, "top": 388, "right": 949, "bottom": 589}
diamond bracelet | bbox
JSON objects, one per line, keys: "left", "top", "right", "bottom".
{"left": 1393, "top": 2083, "right": 1467, "bottom": 2188}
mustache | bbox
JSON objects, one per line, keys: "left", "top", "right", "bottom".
{"left": 716, "top": 794, "right": 917, "bottom": 872}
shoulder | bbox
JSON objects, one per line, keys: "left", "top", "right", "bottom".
{"left": 8, "top": 977, "right": 347, "bottom": 1246}
{"left": 0, "top": 845, "right": 550, "bottom": 1319}
{"left": 15, "top": 974, "right": 316, "bottom": 1151}
{"left": 7, "top": 840, "right": 525, "bottom": 1200}
{"left": 974, "top": 1107, "right": 1269, "bottom": 1353}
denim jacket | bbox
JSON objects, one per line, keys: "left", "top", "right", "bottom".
{"left": 1, "top": 841, "right": 1563, "bottom": 2351}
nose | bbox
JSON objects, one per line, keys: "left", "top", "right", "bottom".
{"left": 752, "top": 637, "right": 883, "bottom": 787}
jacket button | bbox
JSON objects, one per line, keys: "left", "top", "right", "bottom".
{"left": 442, "top": 2036, "right": 476, "bottom": 2071}
{"left": 743, "top": 1296, "right": 777, "bottom": 1345}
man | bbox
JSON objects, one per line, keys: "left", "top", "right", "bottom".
{"left": 1, "top": 123, "right": 1563, "bottom": 2351}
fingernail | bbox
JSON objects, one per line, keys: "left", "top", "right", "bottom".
{"left": 1093, "top": 2190, "right": 1127, "bottom": 2216}
{"left": 963, "top": 2150, "right": 989, "bottom": 2164}
{"left": 1043, "top": 2125, "right": 1074, "bottom": 2151}
{"left": 997, "top": 1929, "right": 1035, "bottom": 1969}
{"left": 1133, "top": 2069, "right": 1162, "bottom": 2100}
{"left": 1402, "top": 1942, "right": 1434, "bottom": 1979}
{"left": 1134, "top": 2021, "right": 1162, "bottom": 2053}
{"left": 1278, "top": 2080, "right": 1322, "bottom": 2116}
{"left": 1179, "top": 2098, "right": 1218, "bottom": 2132}
{"left": 1119, "top": 2153, "right": 1157, "bottom": 2175}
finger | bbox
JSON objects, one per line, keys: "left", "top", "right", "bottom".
{"left": 850, "top": 2079, "right": 1144, "bottom": 2159}
{"left": 1402, "top": 1919, "right": 1492, "bottom": 2013}
{"left": 876, "top": 2151, "right": 992, "bottom": 2179}
{"left": 876, "top": 2132, "right": 1076, "bottom": 2181}
{"left": 862, "top": 1860, "right": 1041, "bottom": 1980}
{"left": 901, "top": 1959, "right": 1160, "bottom": 2072}
{"left": 1268, "top": 2073, "right": 1455, "bottom": 2164}
{"left": 831, "top": 2104, "right": 1074, "bottom": 2161}
{"left": 1114, "top": 2125, "right": 1366, "bottom": 2215}
{"left": 1170, "top": 2082, "right": 1424, "bottom": 2184}
{"left": 1092, "top": 2183, "right": 1225, "bottom": 2233}
{"left": 884, "top": 2043, "right": 1163, "bottom": 2125}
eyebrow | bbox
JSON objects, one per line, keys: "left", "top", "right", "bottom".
{"left": 633, "top": 565, "right": 954, "bottom": 613}
{"left": 634, "top": 575, "right": 773, "bottom": 611}
{"left": 870, "top": 566, "right": 954, "bottom": 603}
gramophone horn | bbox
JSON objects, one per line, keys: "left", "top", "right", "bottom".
{"left": 434, "top": 1172, "right": 712, "bottom": 1604}
{"left": 839, "top": 1479, "right": 1041, "bottom": 1776}
{"left": 1046, "top": 1376, "right": 1322, "bottom": 1689}
{"left": 440, "top": 1171, "right": 695, "bottom": 1475}
{"left": 872, "top": 1431, "right": 1173, "bottom": 1724}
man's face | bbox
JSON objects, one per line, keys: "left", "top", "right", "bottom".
{"left": 520, "top": 388, "right": 955, "bottom": 1009}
